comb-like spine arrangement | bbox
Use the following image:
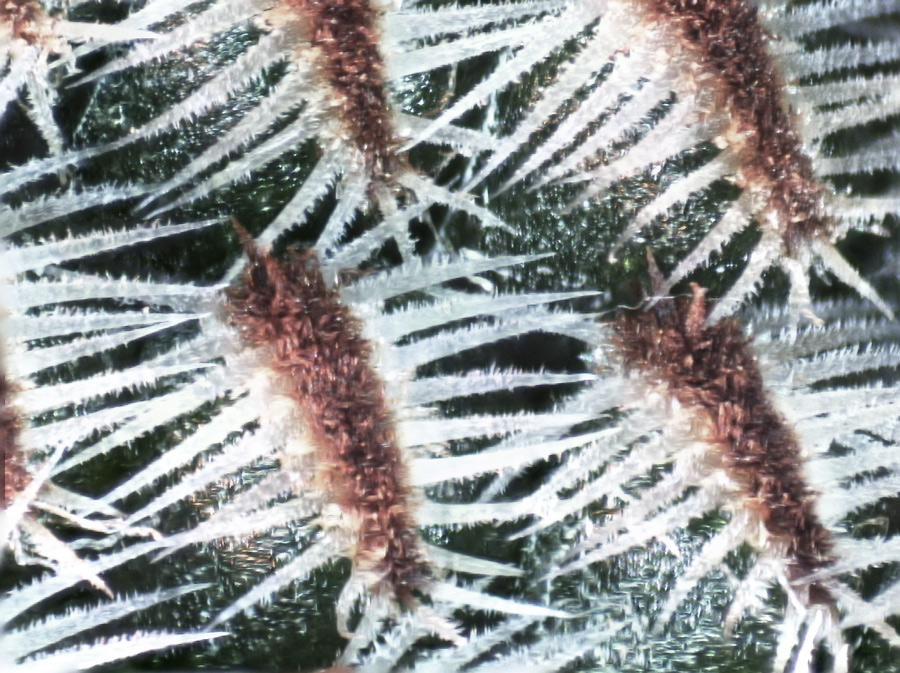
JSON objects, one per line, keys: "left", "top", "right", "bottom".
{"left": 0, "top": 1, "right": 898, "bottom": 672}
{"left": 0, "top": 202, "right": 229, "bottom": 668}
{"left": 87, "top": 212, "right": 606, "bottom": 665}
{"left": 494, "top": 295, "right": 900, "bottom": 672}
{"left": 0, "top": 0, "right": 512, "bottom": 255}
{"left": 404, "top": 0, "right": 900, "bottom": 319}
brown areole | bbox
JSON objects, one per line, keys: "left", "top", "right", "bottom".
{"left": 290, "top": 0, "right": 398, "bottom": 179}
{"left": 1, "top": 372, "right": 24, "bottom": 506}
{"left": 644, "top": 0, "right": 830, "bottom": 252}
{"left": 1, "top": 0, "right": 46, "bottom": 44}
{"left": 614, "top": 284, "right": 834, "bottom": 603}
{"left": 225, "top": 230, "right": 423, "bottom": 607}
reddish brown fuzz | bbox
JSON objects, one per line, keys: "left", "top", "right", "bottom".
{"left": 645, "top": 0, "right": 830, "bottom": 251}
{"left": 1, "top": 0, "right": 45, "bottom": 43}
{"left": 1, "top": 374, "right": 25, "bottom": 505}
{"left": 614, "top": 285, "right": 834, "bottom": 602}
{"left": 290, "top": 0, "right": 397, "bottom": 179}
{"left": 226, "top": 240, "right": 422, "bottom": 604}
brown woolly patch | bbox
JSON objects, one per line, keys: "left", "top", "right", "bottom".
{"left": 644, "top": 0, "right": 830, "bottom": 251}
{"left": 613, "top": 284, "right": 834, "bottom": 600}
{"left": 1, "top": 0, "right": 46, "bottom": 43}
{"left": 1, "top": 373, "right": 25, "bottom": 505}
{"left": 287, "top": 0, "right": 398, "bottom": 179}
{"left": 225, "top": 231, "right": 423, "bottom": 605}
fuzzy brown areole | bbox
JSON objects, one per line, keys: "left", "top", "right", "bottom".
{"left": 614, "top": 285, "right": 834, "bottom": 603}
{"left": 289, "top": 0, "right": 398, "bottom": 179}
{"left": 1, "top": 0, "right": 46, "bottom": 43}
{"left": 1, "top": 374, "right": 25, "bottom": 505}
{"left": 644, "top": 0, "right": 830, "bottom": 252}
{"left": 225, "top": 235, "right": 423, "bottom": 605}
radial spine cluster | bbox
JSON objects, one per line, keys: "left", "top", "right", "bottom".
{"left": 0, "top": 1, "right": 899, "bottom": 673}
